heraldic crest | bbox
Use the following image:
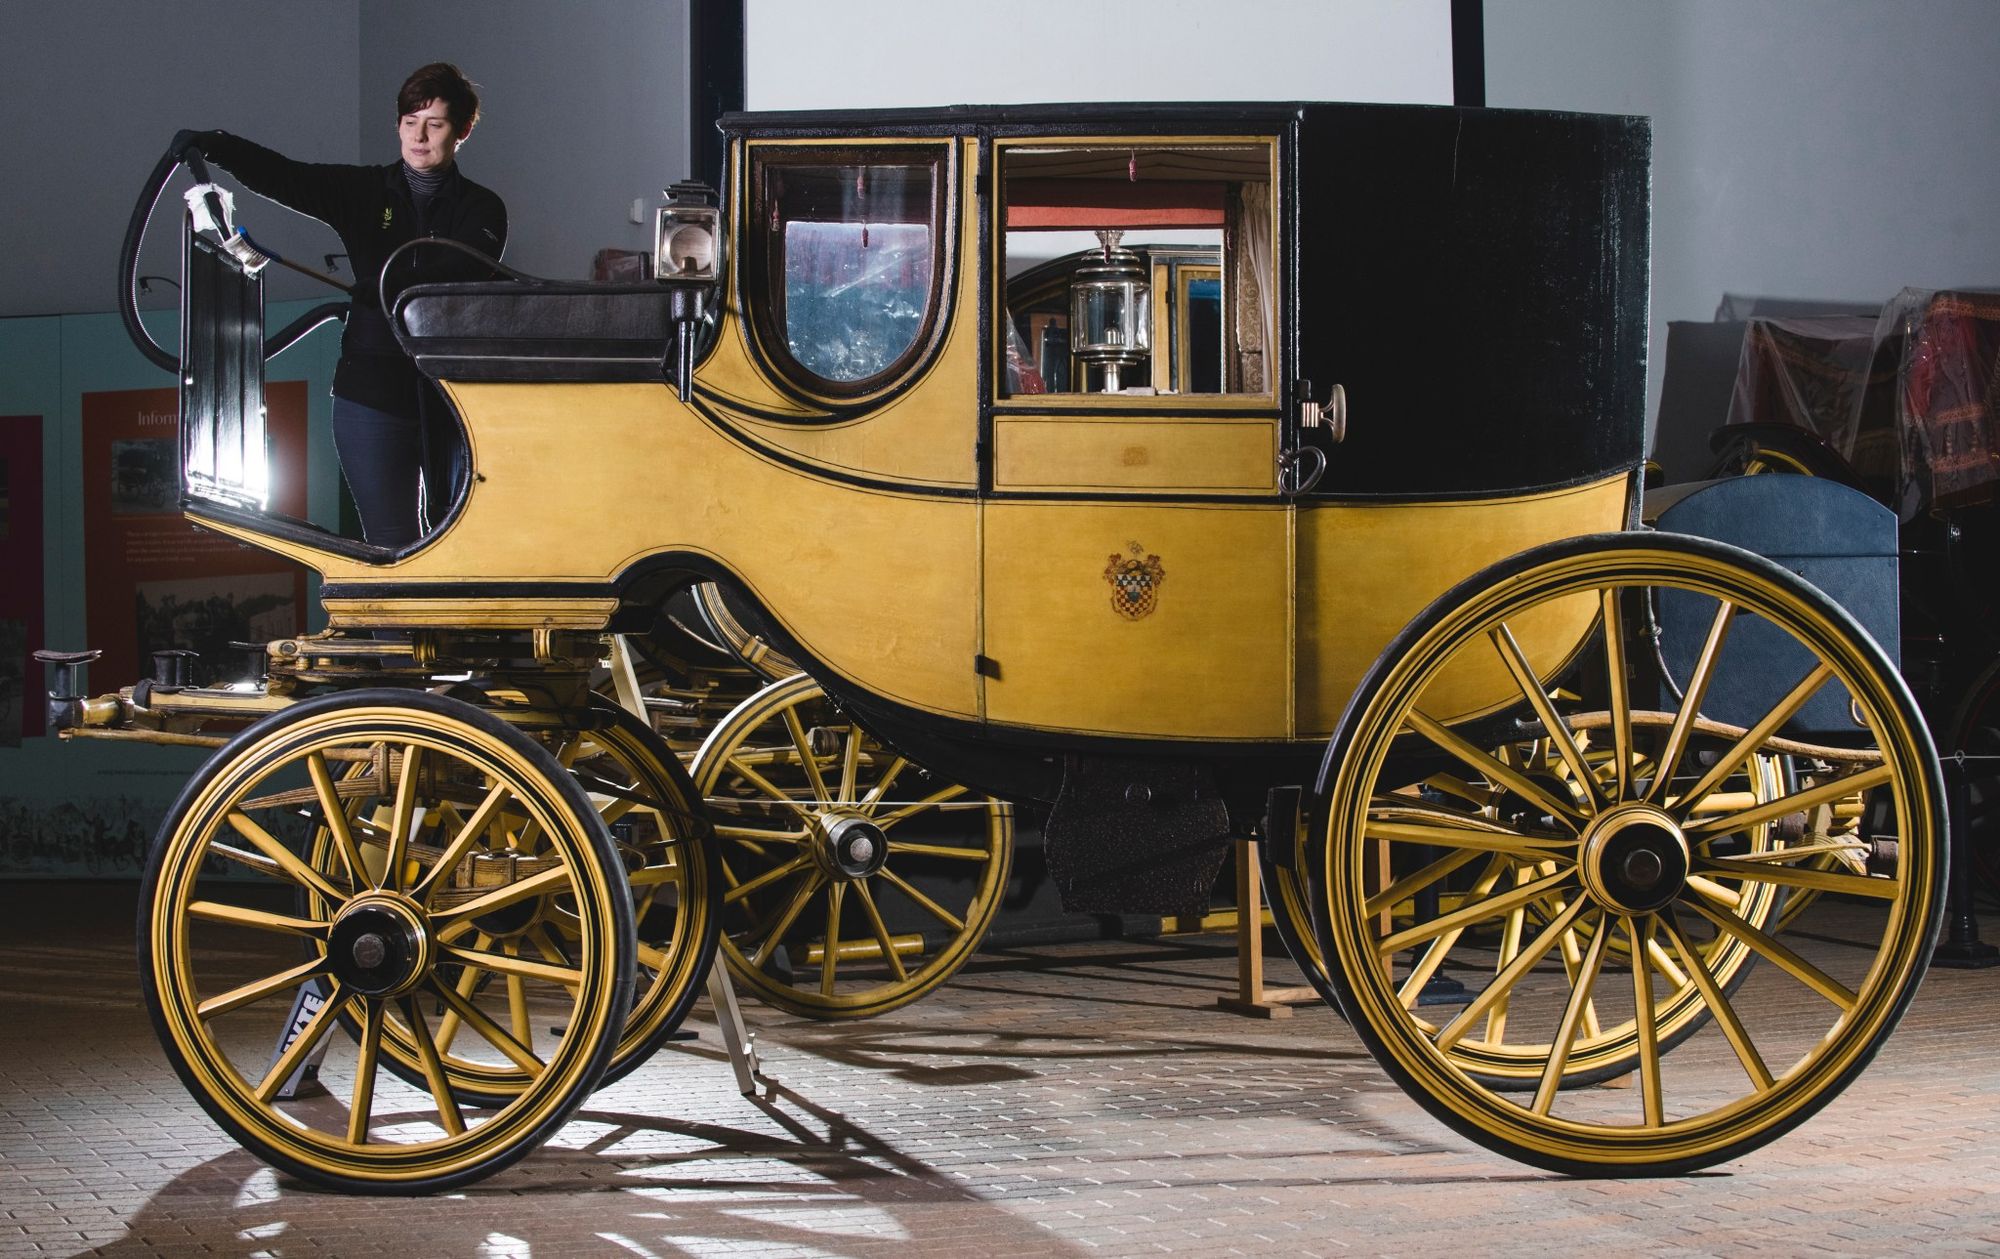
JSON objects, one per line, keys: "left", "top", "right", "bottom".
{"left": 1104, "top": 542, "right": 1165, "bottom": 620}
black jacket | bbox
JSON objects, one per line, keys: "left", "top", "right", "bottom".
{"left": 193, "top": 131, "right": 507, "bottom": 417}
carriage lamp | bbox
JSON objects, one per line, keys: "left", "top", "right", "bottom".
{"left": 1069, "top": 230, "right": 1151, "bottom": 393}
{"left": 655, "top": 180, "right": 723, "bottom": 401}
{"left": 655, "top": 181, "right": 723, "bottom": 282}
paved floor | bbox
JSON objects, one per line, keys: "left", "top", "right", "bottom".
{"left": 2, "top": 881, "right": 1998, "bottom": 1258}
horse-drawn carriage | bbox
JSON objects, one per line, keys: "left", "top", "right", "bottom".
{"left": 52, "top": 100, "right": 1944, "bottom": 1192}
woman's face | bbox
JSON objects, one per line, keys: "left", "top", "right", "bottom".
{"left": 398, "top": 99, "right": 463, "bottom": 172}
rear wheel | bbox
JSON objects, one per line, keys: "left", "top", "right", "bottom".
{"left": 1312, "top": 534, "right": 1945, "bottom": 1174}
{"left": 692, "top": 673, "right": 1012, "bottom": 1018}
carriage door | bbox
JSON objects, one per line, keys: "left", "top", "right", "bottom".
{"left": 979, "top": 135, "right": 1295, "bottom": 741}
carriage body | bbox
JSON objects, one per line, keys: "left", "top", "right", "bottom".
{"left": 181, "top": 102, "right": 1647, "bottom": 783}
{"left": 69, "top": 99, "right": 1950, "bottom": 1194}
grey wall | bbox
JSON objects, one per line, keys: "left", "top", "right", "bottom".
{"left": 0, "top": 0, "right": 361, "bottom": 317}
{"left": 359, "top": 0, "right": 689, "bottom": 283}
{"left": 1486, "top": 0, "right": 2000, "bottom": 451}
{"left": 0, "top": 0, "right": 689, "bottom": 319}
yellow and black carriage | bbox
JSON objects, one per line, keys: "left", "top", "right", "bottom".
{"left": 63, "top": 100, "right": 1946, "bottom": 1192}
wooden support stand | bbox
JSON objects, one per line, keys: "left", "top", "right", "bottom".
{"left": 1214, "top": 837, "right": 1319, "bottom": 1018}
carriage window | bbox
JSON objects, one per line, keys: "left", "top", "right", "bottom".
{"left": 1000, "top": 142, "right": 1274, "bottom": 397}
{"left": 747, "top": 146, "right": 947, "bottom": 393}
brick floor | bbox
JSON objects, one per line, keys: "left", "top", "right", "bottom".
{"left": 2, "top": 881, "right": 1998, "bottom": 1258}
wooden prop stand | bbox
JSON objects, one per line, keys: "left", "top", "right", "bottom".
{"left": 609, "top": 635, "right": 764, "bottom": 1094}
{"left": 1215, "top": 838, "right": 1319, "bottom": 1018}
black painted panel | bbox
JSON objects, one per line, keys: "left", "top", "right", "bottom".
{"left": 1296, "top": 104, "right": 1650, "bottom": 496}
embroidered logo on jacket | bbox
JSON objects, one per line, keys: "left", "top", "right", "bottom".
{"left": 382, "top": 206, "right": 393, "bottom": 229}
{"left": 1104, "top": 543, "right": 1165, "bottom": 621}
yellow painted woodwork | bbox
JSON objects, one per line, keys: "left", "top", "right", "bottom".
{"left": 992, "top": 417, "right": 1277, "bottom": 493}
{"left": 1295, "top": 475, "right": 1627, "bottom": 736}
{"left": 981, "top": 500, "right": 1293, "bottom": 739}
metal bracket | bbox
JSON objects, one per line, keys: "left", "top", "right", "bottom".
{"left": 609, "top": 634, "right": 765, "bottom": 1092}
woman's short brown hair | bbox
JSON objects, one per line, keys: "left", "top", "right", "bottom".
{"left": 397, "top": 62, "right": 481, "bottom": 137}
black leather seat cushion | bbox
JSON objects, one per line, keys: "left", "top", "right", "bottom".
{"left": 394, "top": 282, "right": 676, "bottom": 382}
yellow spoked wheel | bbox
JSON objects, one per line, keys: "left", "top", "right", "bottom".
{"left": 1312, "top": 533, "right": 1946, "bottom": 1175}
{"left": 139, "top": 690, "right": 633, "bottom": 1194}
{"left": 692, "top": 673, "right": 1012, "bottom": 1019}
{"left": 1263, "top": 740, "right": 1788, "bottom": 1055}
{"left": 341, "top": 697, "right": 721, "bottom": 1102}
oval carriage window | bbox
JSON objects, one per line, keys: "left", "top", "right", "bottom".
{"left": 748, "top": 147, "right": 947, "bottom": 393}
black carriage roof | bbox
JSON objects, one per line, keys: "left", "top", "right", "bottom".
{"left": 717, "top": 100, "right": 1643, "bottom": 136}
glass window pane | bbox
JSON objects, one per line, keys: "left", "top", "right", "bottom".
{"left": 751, "top": 153, "right": 943, "bottom": 392}
{"left": 784, "top": 220, "right": 932, "bottom": 381}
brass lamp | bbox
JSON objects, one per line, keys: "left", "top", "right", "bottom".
{"left": 1069, "top": 230, "right": 1151, "bottom": 392}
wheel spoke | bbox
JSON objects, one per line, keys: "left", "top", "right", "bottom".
{"left": 399, "top": 997, "right": 465, "bottom": 1137}
{"left": 1365, "top": 847, "right": 1484, "bottom": 922}
{"left": 1532, "top": 911, "right": 1613, "bottom": 1114}
{"left": 347, "top": 997, "right": 382, "bottom": 1146}
{"left": 308, "top": 751, "right": 371, "bottom": 887}
{"left": 1660, "top": 908, "right": 1774, "bottom": 1091}
{"left": 721, "top": 756, "right": 820, "bottom": 822}
{"left": 442, "top": 942, "right": 584, "bottom": 988}
{"left": 428, "top": 976, "right": 546, "bottom": 1073}
{"left": 1393, "top": 855, "right": 1509, "bottom": 1006}
{"left": 819, "top": 882, "right": 846, "bottom": 996}
{"left": 1490, "top": 622, "right": 1601, "bottom": 811}
{"left": 1648, "top": 600, "right": 1736, "bottom": 801}
{"left": 1378, "top": 863, "right": 1576, "bottom": 957}
{"left": 781, "top": 708, "right": 834, "bottom": 806}
{"left": 1693, "top": 854, "right": 1899, "bottom": 900}
{"left": 226, "top": 811, "right": 346, "bottom": 904}
{"left": 197, "top": 957, "right": 329, "bottom": 1021}
{"left": 1602, "top": 587, "right": 1634, "bottom": 799}
{"left": 1366, "top": 817, "right": 1574, "bottom": 860}
{"left": 1675, "top": 663, "right": 1836, "bottom": 816}
{"left": 1626, "top": 914, "right": 1665, "bottom": 1127}
{"left": 1486, "top": 868, "right": 1533, "bottom": 1043}
{"left": 838, "top": 724, "right": 864, "bottom": 806}
{"left": 381, "top": 744, "right": 424, "bottom": 891}
{"left": 724, "top": 853, "right": 814, "bottom": 905}
{"left": 749, "top": 871, "right": 826, "bottom": 969}
{"left": 860, "top": 756, "right": 910, "bottom": 814}
{"left": 877, "top": 866, "right": 967, "bottom": 932}
{"left": 884, "top": 839, "right": 994, "bottom": 863}
{"left": 410, "top": 782, "right": 514, "bottom": 904}
{"left": 504, "top": 941, "right": 531, "bottom": 1044}
{"left": 875, "top": 784, "right": 972, "bottom": 829}
{"left": 255, "top": 982, "right": 351, "bottom": 1103}
{"left": 187, "top": 900, "right": 329, "bottom": 940}
{"left": 431, "top": 864, "right": 574, "bottom": 925}
{"left": 1407, "top": 710, "right": 1584, "bottom": 828}
{"left": 432, "top": 932, "right": 491, "bottom": 1054}
{"left": 1434, "top": 895, "right": 1589, "bottom": 1051}
{"left": 853, "top": 882, "right": 910, "bottom": 982}
{"left": 1683, "top": 899, "right": 1858, "bottom": 1012}
{"left": 1686, "top": 765, "right": 1892, "bottom": 840}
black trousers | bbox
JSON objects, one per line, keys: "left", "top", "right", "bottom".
{"left": 331, "top": 394, "right": 466, "bottom": 548}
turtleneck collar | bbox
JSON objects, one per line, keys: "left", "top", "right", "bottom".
{"left": 402, "top": 160, "right": 452, "bottom": 208}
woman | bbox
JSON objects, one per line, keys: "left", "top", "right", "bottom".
{"left": 178, "top": 62, "right": 506, "bottom": 548}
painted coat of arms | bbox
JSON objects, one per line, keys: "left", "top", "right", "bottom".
{"left": 1104, "top": 542, "right": 1165, "bottom": 620}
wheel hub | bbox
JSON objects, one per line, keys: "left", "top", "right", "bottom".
{"left": 1578, "top": 804, "right": 1690, "bottom": 914}
{"left": 815, "top": 811, "right": 890, "bottom": 880}
{"left": 327, "top": 895, "right": 433, "bottom": 996}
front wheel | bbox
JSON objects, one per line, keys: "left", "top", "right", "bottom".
{"left": 1311, "top": 533, "right": 1946, "bottom": 1175}
{"left": 139, "top": 690, "right": 634, "bottom": 1193}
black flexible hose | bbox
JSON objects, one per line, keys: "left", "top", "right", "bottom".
{"left": 118, "top": 144, "right": 188, "bottom": 371}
